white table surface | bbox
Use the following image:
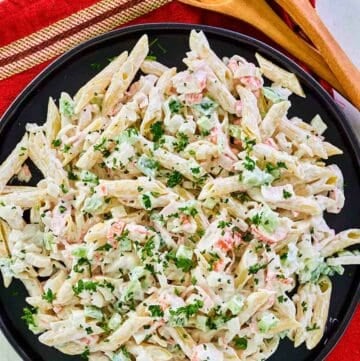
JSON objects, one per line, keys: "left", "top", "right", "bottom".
{"left": 1, "top": 1, "right": 359, "bottom": 360}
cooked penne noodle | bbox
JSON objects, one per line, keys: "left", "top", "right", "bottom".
{"left": 260, "top": 100, "right": 290, "bottom": 139}
{"left": 45, "top": 97, "right": 61, "bottom": 144}
{"left": 103, "top": 35, "right": 149, "bottom": 115}
{"left": 255, "top": 53, "right": 305, "bottom": 97}
{"left": 237, "top": 85, "right": 262, "bottom": 141}
{"left": 74, "top": 51, "right": 128, "bottom": 114}
{"left": 305, "top": 277, "right": 332, "bottom": 349}
{"left": 140, "top": 67, "right": 176, "bottom": 135}
{"left": 28, "top": 132, "right": 68, "bottom": 186}
{"left": 0, "top": 134, "right": 28, "bottom": 192}
{"left": 189, "top": 29, "right": 233, "bottom": 90}
{"left": 140, "top": 59, "right": 169, "bottom": 76}
{"left": 320, "top": 229, "right": 360, "bottom": 257}
{"left": 0, "top": 188, "right": 47, "bottom": 208}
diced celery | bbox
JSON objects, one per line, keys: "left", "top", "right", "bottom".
{"left": 203, "top": 197, "right": 217, "bottom": 210}
{"left": 226, "top": 294, "right": 244, "bottom": 315}
{"left": 197, "top": 115, "right": 215, "bottom": 132}
{"left": 176, "top": 245, "right": 193, "bottom": 260}
{"left": 108, "top": 313, "right": 122, "bottom": 330}
{"left": 242, "top": 168, "right": 274, "bottom": 187}
{"left": 195, "top": 315, "right": 208, "bottom": 331}
{"left": 229, "top": 125, "right": 242, "bottom": 139}
{"left": 258, "top": 312, "right": 279, "bottom": 333}
{"left": 84, "top": 306, "right": 103, "bottom": 321}
{"left": 83, "top": 196, "right": 104, "bottom": 213}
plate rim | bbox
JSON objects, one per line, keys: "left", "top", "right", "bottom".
{"left": 0, "top": 22, "right": 359, "bottom": 361}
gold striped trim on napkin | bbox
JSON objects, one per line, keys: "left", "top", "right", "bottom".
{"left": 0, "top": 0, "right": 171, "bottom": 81}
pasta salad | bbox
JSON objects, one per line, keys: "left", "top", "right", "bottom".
{"left": 0, "top": 30, "right": 359, "bottom": 361}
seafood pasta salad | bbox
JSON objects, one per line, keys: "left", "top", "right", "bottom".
{"left": 0, "top": 30, "right": 359, "bottom": 361}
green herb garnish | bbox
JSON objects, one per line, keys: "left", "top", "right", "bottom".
{"left": 167, "top": 171, "right": 183, "bottom": 188}
{"left": 234, "top": 336, "right": 248, "bottom": 350}
{"left": 42, "top": 289, "right": 56, "bottom": 303}
{"left": 148, "top": 305, "right": 164, "bottom": 317}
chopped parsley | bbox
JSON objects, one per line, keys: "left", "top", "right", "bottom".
{"left": 250, "top": 213, "right": 262, "bottom": 225}
{"left": 144, "top": 263, "right": 156, "bottom": 275}
{"left": 178, "top": 206, "right": 198, "bottom": 217}
{"left": 248, "top": 259, "right": 273, "bottom": 275}
{"left": 277, "top": 295, "right": 286, "bottom": 303}
{"left": 148, "top": 304, "right": 164, "bottom": 317}
{"left": 233, "top": 336, "right": 248, "bottom": 350}
{"left": 167, "top": 171, "right": 183, "bottom": 188}
{"left": 119, "top": 346, "right": 131, "bottom": 358}
{"left": 142, "top": 237, "right": 155, "bottom": 259}
{"left": 217, "top": 220, "right": 231, "bottom": 229}
{"left": 80, "top": 347, "right": 90, "bottom": 360}
{"left": 233, "top": 192, "right": 251, "bottom": 203}
{"left": 60, "top": 183, "right": 68, "bottom": 194}
{"left": 93, "top": 137, "right": 109, "bottom": 156}
{"left": 169, "top": 99, "right": 183, "bottom": 114}
{"left": 306, "top": 323, "right": 320, "bottom": 331}
{"left": 150, "top": 121, "right": 164, "bottom": 143}
{"left": 59, "top": 205, "right": 67, "bottom": 214}
{"left": 145, "top": 55, "right": 157, "bottom": 61}
{"left": 149, "top": 37, "right": 167, "bottom": 54}
{"left": 191, "top": 167, "right": 200, "bottom": 175}
{"left": 174, "top": 132, "right": 189, "bottom": 152}
{"left": 72, "top": 280, "right": 98, "bottom": 295}
{"left": 277, "top": 161, "right": 287, "bottom": 168}
{"left": 244, "top": 155, "right": 256, "bottom": 171}
{"left": 205, "top": 308, "right": 233, "bottom": 330}
{"left": 62, "top": 144, "right": 71, "bottom": 153}
{"left": 67, "top": 168, "right": 78, "bottom": 180}
{"left": 21, "top": 306, "right": 37, "bottom": 327}
{"left": 42, "top": 289, "right": 56, "bottom": 303}
{"left": 142, "top": 194, "right": 152, "bottom": 209}
{"left": 59, "top": 96, "right": 74, "bottom": 117}
{"left": 52, "top": 139, "right": 62, "bottom": 147}
{"left": 170, "top": 300, "right": 203, "bottom": 320}
{"left": 90, "top": 63, "right": 102, "bottom": 70}
{"left": 265, "top": 161, "right": 288, "bottom": 178}
{"left": 95, "top": 243, "right": 113, "bottom": 252}
{"left": 243, "top": 137, "right": 256, "bottom": 152}
{"left": 175, "top": 257, "right": 195, "bottom": 272}
{"left": 283, "top": 189, "right": 293, "bottom": 199}
{"left": 73, "top": 258, "right": 92, "bottom": 276}
{"left": 166, "top": 249, "right": 196, "bottom": 272}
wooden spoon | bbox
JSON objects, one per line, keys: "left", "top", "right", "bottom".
{"left": 178, "top": 0, "right": 346, "bottom": 98}
{"left": 275, "top": 0, "right": 360, "bottom": 109}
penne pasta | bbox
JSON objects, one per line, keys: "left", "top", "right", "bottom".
{"left": 74, "top": 51, "right": 128, "bottom": 114}
{"left": 45, "top": 97, "right": 61, "bottom": 144}
{"left": 103, "top": 35, "right": 149, "bottom": 115}
{"left": 0, "top": 134, "right": 28, "bottom": 192}
{"left": 0, "top": 30, "right": 357, "bottom": 361}
{"left": 306, "top": 277, "right": 332, "bottom": 349}
{"left": 255, "top": 53, "right": 305, "bottom": 97}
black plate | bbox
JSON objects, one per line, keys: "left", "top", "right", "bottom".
{"left": 0, "top": 23, "right": 359, "bottom": 361}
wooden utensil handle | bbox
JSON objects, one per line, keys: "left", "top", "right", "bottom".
{"left": 218, "top": 0, "right": 346, "bottom": 97}
{"left": 275, "top": 0, "right": 360, "bottom": 109}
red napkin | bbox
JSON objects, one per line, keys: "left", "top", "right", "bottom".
{"left": 0, "top": 1, "right": 359, "bottom": 360}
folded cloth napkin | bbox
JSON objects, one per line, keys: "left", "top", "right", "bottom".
{"left": 0, "top": 1, "right": 358, "bottom": 360}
